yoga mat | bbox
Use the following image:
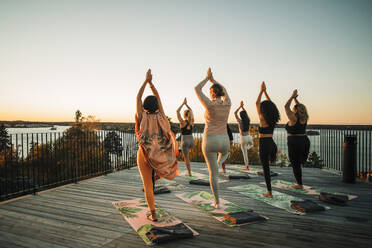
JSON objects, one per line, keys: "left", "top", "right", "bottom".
{"left": 227, "top": 165, "right": 280, "bottom": 176}
{"left": 200, "top": 167, "right": 259, "bottom": 178}
{"left": 180, "top": 171, "right": 229, "bottom": 183}
{"left": 112, "top": 198, "right": 198, "bottom": 245}
{"left": 228, "top": 184, "right": 330, "bottom": 215}
{"left": 176, "top": 191, "right": 268, "bottom": 227}
{"left": 155, "top": 178, "right": 186, "bottom": 191}
{"left": 264, "top": 179, "right": 358, "bottom": 200}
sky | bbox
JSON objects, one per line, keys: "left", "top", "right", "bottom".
{"left": 0, "top": 0, "right": 371, "bottom": 125}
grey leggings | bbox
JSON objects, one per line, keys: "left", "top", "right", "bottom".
{"left": 202, "top": 134, "right": 230, "bottom": 204}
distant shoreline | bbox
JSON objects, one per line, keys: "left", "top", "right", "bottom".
{"left": 1, "top": 120, "right": 371, "bottom": 131}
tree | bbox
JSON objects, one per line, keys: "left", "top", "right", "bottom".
{"left": 75, "top": 110, "right": 82, "bottom": 123}
{"left": 104, "top": 131, "right": 123, "bottom": 156}
{"left": 0, "top": 124, "right": 11, "bottom": 151}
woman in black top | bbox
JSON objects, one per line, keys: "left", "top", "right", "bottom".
{"left": 285, "top": 90, "right": 310, "bottom": 189}
{"left": 177, "top": 98, "right": 195, "bottom": 176}
{"left": 256, "top": 82, "right": 280, "bottom": 198}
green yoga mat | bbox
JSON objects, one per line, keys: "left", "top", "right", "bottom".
{"left": 112, "top": 198, "right": 198, "bottom": 245}
{"left": 264, "top": 179, "right": 358, "bottom": 200}
{"left": 228, "top": 184, "right": 330, "bottom": 215}
{"left": 176, "top": 191, "right": 268, "bottom": 227}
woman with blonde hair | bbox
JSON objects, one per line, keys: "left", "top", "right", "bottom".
{"left": 234, "top": 101, "right": 253, "bottom": 170}
{"left": 177, "top": 97, "right": 194, "bottom": 176}
{"left": 195, "top": 68, "right": 231, "bottom": 208}
{"left": 285, "top": 89, "right": 310, "bottom": 189}
{"left": 135, "top": 69, "right": 179, "bottom": 221}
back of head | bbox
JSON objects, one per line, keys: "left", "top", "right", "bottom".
{"left": 295, "top": 104, "right": 309, "bottom": 122}
{"left": 239, "top": 110, "right": 250, "bottom": 132}
{"left": 260, "top": 100, "right": 280, "bottom": 127}
{"left": 143, "top": 95, "right": 159, "bottom": 114}
{"left": 210, "top": 84, "right": 225, "bottom": 98}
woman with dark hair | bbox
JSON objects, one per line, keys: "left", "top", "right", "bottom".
{"left": 135, "top": 69, "right": 179, "bottom": 221}
{"left": 195, "top": 68, "right": 231, "bottom": 208}
{"left": 285, "top": 89, "right": 310, "bottom": 189}
{"left": 234, "top": 101, "right": 253, "bottom": 170}
{"left": 177, "top": 97, "right": 194, "bottom": 176}
{"left": 256, "top": 81, "right": 280, "bottom": 198}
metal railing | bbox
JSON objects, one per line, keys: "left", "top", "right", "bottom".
{"left": 0, "top": 130, "right": 138, "bottom": 201}
{"left": 319, "top": 127, "right": 372, "bottom": 180}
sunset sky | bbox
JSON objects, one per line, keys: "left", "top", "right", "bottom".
{"left": 1, "top": 0, "right": 371, "bottom": 124}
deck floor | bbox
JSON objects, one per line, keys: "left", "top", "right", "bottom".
{"left": 1, "top": 162, "right": 372, "bottom": 248}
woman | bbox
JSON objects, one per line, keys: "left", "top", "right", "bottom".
{"left": 195, "top": 68, "right": 231, "bottom": 208}
{"left": 256, "top": 81, "right": 280, "bottom": 198}
{"left": 135, "top": 69, "right": 179, "bottom": 221}
{"left": 285, "top": 89, "right": 310, "bottom": 189}
{"left": 177, "top": 97, "right": 195, "bottom": 176}
{"left": 234, "top": 101, "right": 253, "bottom": 170}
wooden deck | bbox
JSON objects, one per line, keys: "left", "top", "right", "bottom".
{"left": 1, "top": 162, "right": 372, "bottom": 248}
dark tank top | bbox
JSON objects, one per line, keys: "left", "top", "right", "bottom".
{"left": 181, "top": 121, "right": 193, "bottom": 135}
{"left": 285, "top": 119, "right": 307, "bottom": 134}
{"left": 259, "top": 126, "right": 274, "bottom": 134}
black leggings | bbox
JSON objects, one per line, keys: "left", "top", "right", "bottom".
{"left": 259, "top": 137, "right": 277, "bottom": 192}
{"left": 287, "top": 135, "right": 310, "bottom": 185}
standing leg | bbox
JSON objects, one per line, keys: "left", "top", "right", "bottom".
{"left": 137, "top": 149, "right": 157, "bottom": 221}
{"left": 288, "top": 136, "right": 304, "bottom": 188}
{"left": 241, "top": 136, "right": 249, "bottom": 169}
{"left": 259, "top": 138, "right": 273, "bottom": 198}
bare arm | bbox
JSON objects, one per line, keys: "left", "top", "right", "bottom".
{"left": 294, "top": 97, "right": 300, "bottom": 105}
{"left": 136, "top": 80, "right": 147, "bottom": 122}
{"left": 234, "top": 105, "right": 242, "bottom": 122}
{"left": 256, "top": 85, "right": 264, "bottom": 117}
{"left": 148, "top": 82, "right": 165, "bottom": 116}
{"left": 263, "top": 89, "right": 271, "bottom": 101}
{"left": 177, "top": 102, "right": 185, "bottom": 124}
{"left": 194, "top": 77, "right": 212, "bottom": 108}
{"left": 285, "top": 90, "right": 298, "bottom": 124}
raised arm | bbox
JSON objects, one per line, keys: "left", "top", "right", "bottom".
{"left": 177, "top": 98, "right": 186, "bottom": 124}
{"left": 285, "top": 90, "right": 298, "bottom": 124}
{"left": 294, "top": 96, "right": 300, "bottom": 105}
{"left": 195, "top": 68, "right": 213, "bottom": 108}
{"left": 136, "top": 71, "right": 151, "bottom": 122}
{"left": 234, "top": 101, "right": 243, "bottom": 121}
{"left": 256, "top": 81, "right": 266, "bottom": 118}
{"left": 184, "top": 101, "right": 194, "bottom": 126}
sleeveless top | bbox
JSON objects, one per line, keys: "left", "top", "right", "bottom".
{"left": 135, "top": 112, "right": 179, "bottom": 180}
{"left": 181, "top": 120, "right": 193, "bottom": 135}
{"left": 285, "top": 119, "right": 307, "bottom": 135}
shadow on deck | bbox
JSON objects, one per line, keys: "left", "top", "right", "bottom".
{"left": 1, "top": 162, "right": 372, "bottom": 248}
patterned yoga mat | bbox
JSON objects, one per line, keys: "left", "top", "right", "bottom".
{"left": 112, "top": 198, "right": 198, "bottom": 245}
{"left": 180, "top": 171, "right": 229, "bottom": 183}
{"left": 228, "top": 184, "right": 329, "bottom": 215}
{"left": 227, "top": 165, "right": 280, "bottom": 176}
{"left": 263, "top": 179, "right": 358, "bottom": 200}
{"left": 176, "top": 191, "right": 268, "bottom": 227}
{"left": 155, "top": 178, "right": 186, "bottom": 191}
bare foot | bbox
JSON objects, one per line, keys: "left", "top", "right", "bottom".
{"left": 213, "top": 202, "right": 220, "bottom": 209}
{"left": 243, "top": 167, "right": 250, "bottom": 171}
{"left": 187, "top": 173, "right": 192, "bottom": 177}
{"left": 221, "top": 169, "right": 226, "bottom": 174}
{"left": 263, "top": 192, "right": 273, "bottom": 198}
{"left": 147, "top": 211, "right": 158, "bottom": 222}
{"left": 291, "top": 184, "right": 303, "bottom": 189}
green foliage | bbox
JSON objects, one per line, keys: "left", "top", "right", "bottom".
{"left": 104, "top": 131, "right": 123, "bottom": 156}
{"left": 0, "top": 124, "right": 11, "bottom": 151}
{"left": 306, "top": 151, "right": 323, "bottom": 168}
